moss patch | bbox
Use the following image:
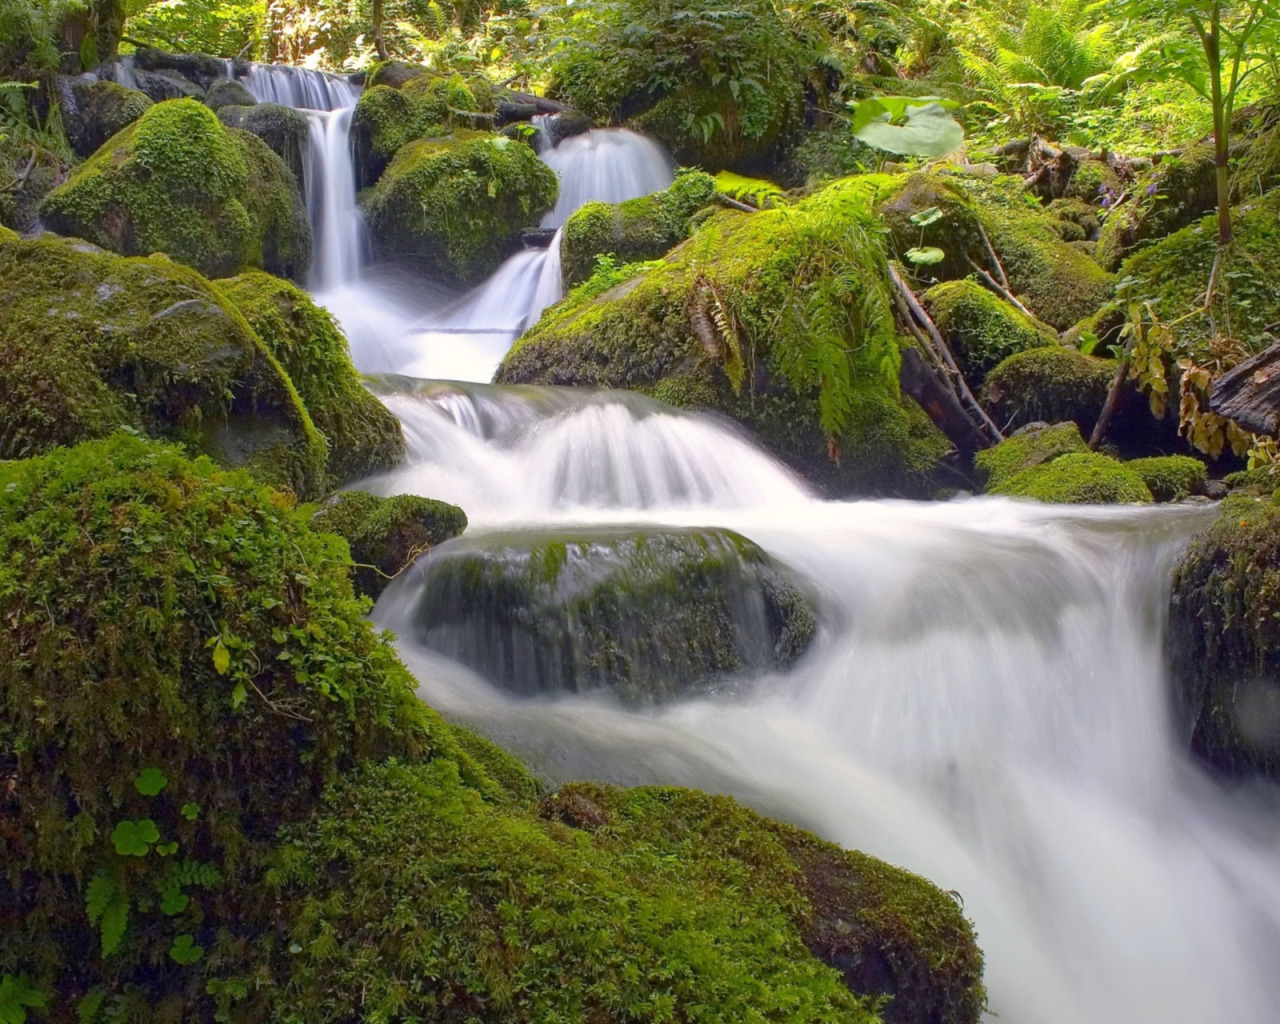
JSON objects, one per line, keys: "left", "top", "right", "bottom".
{"left": 0, "top": 236, "right": 327, "bottom": 497}
{"left": 1126, "top": 455, "right": 1206, "bottom": 502}
{"left": 975, "top": 421, "right": 1089, "bottom": 489}
{"left": 560, "top": 169, "right": 717, "bottom": 287}
{"left": 41, "top": 99, "right": 311, "bottom": 280}
{"left": 984, "top": 445, "right": 1154, "bottom": 503}
{"left": 982, "top": 346, "right": 1116, "bottom": 435}
{"left": 923, "top": 279, "right": 1057, "bottom": 388}
{"left": 65, "top": 78, "right": 152, "bottom": 158}
{"left": 363, "top": 130, "right": 558, "bottom": 283}
{"left": 217, "top": 272, "right": 404, "bottom": 488}
{"left": 217, "top": 103, "right": 309, "bottom": 185}
{"left": 0, "top": 224, "right": 17, "bottom": 243}
{"left": 311, "top": 489, "right": 466, "bottom": 599}
{"left": 1168, "top": 496, "right": 1280, "bottom": 780}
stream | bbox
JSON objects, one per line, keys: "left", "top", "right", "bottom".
{"left": 240, "top": 65, "right": 1280, "bottom": 1024}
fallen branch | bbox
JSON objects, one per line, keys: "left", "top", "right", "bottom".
{"left": 716, "top": 192, "right": 758, "bottom": 214}
{"left": 967, "top": 259, "right": 1038, "bottom": 322}
{"left": 976, "top": 221, "right": 1011, "bottom": 293}
{"left": 1089, "top": 340, "right": 1133, "bottom": 450}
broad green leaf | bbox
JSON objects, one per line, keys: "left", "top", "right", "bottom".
{"left": 134, "top": 767, "right": 168, "bottom": 796}
{"left": 909, "top": 206, "right": 944, "bottom": 227}
{"left": 161, "top": 887, "right": 189, "bottom": 916}
{"left": 854, "top": 102, "right": 965, "bottom": 158}
{"left": 212, "top": 638, "right": 230, "bottom": 676}
{"left": 111, "top": 819, "right": 160, "bottom": 857}
{"left": 170, "top": 934, "right": 204, "bottom": 965}
{"left": 1079, "top": 330, "right": 1102, "bottom": 356}
{"left": 905, "top": 246, "right": 946, "bottom": 265}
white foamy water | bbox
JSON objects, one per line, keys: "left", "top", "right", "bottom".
{"left": 539, "top": 127, "right": 675, "bottom": 229}
{"left": 355, "top": 381, "right": 1280, "bottom": 1024}
{"left": 241, "top": 64, "right": 358, "bottom": 111}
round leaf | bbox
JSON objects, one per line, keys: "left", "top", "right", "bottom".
{"left": 134, "top": 767, "right": 168, "bottom": 796}
{"left": 905, "top": 246, "right": 946, "bottom": 265}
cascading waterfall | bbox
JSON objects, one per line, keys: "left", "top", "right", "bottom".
{"left": 538, "top": 127, "right": 675, "bottom": 229}
{"left": 362, "top": 383, "right": 1280, "bottom": 1024}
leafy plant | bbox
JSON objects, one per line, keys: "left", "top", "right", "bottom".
{"left": 849, "top": 94, "right": 964, "bottom": 157}
{"left": 0, "top": 976, "right": 46, "bottom": 1024}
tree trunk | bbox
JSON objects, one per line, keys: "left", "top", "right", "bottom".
{"left": 372, "top": 0, "right": 388, "bottom": 60}
{"left": 1204, "top": 7, "right": 1233, "bottom": 247}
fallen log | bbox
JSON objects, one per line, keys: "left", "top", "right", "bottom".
{"left": 1209, "top": 340, "right": 1280, "bottom": 435}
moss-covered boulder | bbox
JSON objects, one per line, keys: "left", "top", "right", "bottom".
{"left": 1119, "top": 191, "right": 1280, "bottom": 362}
{"left": 41, "top": 99, "right": 311, "bottom": 280}
{"left": 0, "top": 434, "right": 437, "bottom": 992}
{"left": 269, "top": 770, "right": 984, "bottom": 1024}
{"left": 560, "top": 169, "right": 717, "bottom": 287}
{"left": 63, "top": 77, "right": 152, "bottom": 158}
{"left": 216, "top": 101, "right": 309, "bottom": 185}
{"left": 217, "top": 272, "right": 405, "bottom": 487}
{"left": 1, "top": 436, "right": 986, "bottom": 1023}
{"left": 0, "top": 224, "right": 17, "bottom": 243}
{"left": 1168, "top": 496, "right": 1280, "bottom": 780}
{"left": 312, "top": 490, "right": 467, "bottom": 599}
{"left": 205, "top": 76, "right": 257, "bottom": 111}
{"left": 982, "top": 346, "right": 1116, "bottom": 435}
{"left": 547, "top": 0, "right": 810, "bottom": 171}
{"left": 977, "top": 423, "right": 1152, "bottom": 503}
{"left": 500, "top": 181, "right": 949, "bottom": 495}
{"left": 414, "top": 527, "right": 817, "bottom": 703}
{"left": 878, "top": 172, "right": 1115, "bottom": 330}
{"left": 923, "top": 279, "right": 1057, "bottom": 388}
{"left": 1127, "top": 455, "right": 1207, "bottom": 502}
{"left": 0, "top": 236, "right": 327, "bottom": 496}
{"left": 363, "top": 130, "right": 558, "bottom": 283}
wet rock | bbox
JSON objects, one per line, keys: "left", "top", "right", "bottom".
{"left": 61, "top": 77, "right": 152, "bottom": 158}
{"left": 206, "top": 77, "right": 258, "bottom": 111}
{"left": 414, "top": 527, "right": 817, "bottom": 703}
{"left": 216, "top": 102, "right": 309, "bottom": 184}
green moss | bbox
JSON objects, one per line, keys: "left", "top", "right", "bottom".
{"left": 217, "top": 102, "right": 310, "bottom": 184}
{"left": 364, "top": 58, "right": 430, "bottom": 90}
{"left": 217, "top": 272, "right": 405, "bottom": 488}
{"left": 415, "top": 527, "right": 816, "bottom": 703}
{"left": 1119, "top": 191, "right": 1280, "bottom": 361}
{"left": 1224, "top": 465, "right": 1280, "bottom": 495}
{"left": 923, "top": 279, "right": 1057, "bottom": 387}
{"left": 989, "top": 451, "right": 1154, "bottom": 503}
{"left": 0, "top": 224, "right": 17, "bottom": 243}
{"left": 975, "top": 421, "right": 1089, "bottom": 489}
{"left": 204, "top": 77, "right": 257, "bottom": 111}
{"left": 65, "top": 78, "right": 152, "bottom": 158}
{"left": 982, "top": 346, "right": 1116, "bottom": 435}
{"left": 1063, "top": 158, "right": 1120, "bottom": 204}
{"left": 0, "top": 236, "right": 327, "bottom": 497}
{"left": 363, "top": 130, "right": 558, "bottom": 283}
{"left": 311, "top": 489, "right": 466, "bottom": 599}
{"left": 1126, "top": 455, "right": 1206, "bottom": 501}
{"left": 41, "top": 99, "right": 310, "bottom": 280}
{"left": 1167, "top": 496, "right": 1280, "bottom": 780}
{"left": 502, "top": 177, "right": 946, "bottom": 496}
{"left": 560, "top": 169, "right": 717, "bottom": 286}
{"left": 0, "top": 434, "right": 437, "bottom": 993}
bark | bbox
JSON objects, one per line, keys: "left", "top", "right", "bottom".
{"left": 1209, "top": 341, "right": 1280, "bottom": 436}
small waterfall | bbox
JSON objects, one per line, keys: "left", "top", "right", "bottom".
{"left": 302, "top": 105, "right": 365, "bottom": 291}
{"left": 540, "top": 127, "right": 676, "bottom": 229}
{"left": 113, "top": 54, "right": 138, "bottom": 90}
{"left": 240, "top": 64, "right": 358, "bottom": 111}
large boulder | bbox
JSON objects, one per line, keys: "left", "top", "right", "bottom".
{"left": 217, "top": 271, "right": 405, "bottom": 488}
{"left": 922, "top": 279, "right": 1057, "bottom": 388}
{"left": 62, "top": 77, "right": 152, "bottom": 158}
{"left": 216, "top": 101, "right": 309, "bottom": 184}
{"left": 547, "top": 0, "right": 811, "bottom": 171}
{"left": 1168, "top": 496, "right": 1280, "bottom": 780}
{"left": 499, "top": 179, "right": 949, "bottom": 496}
{"left": 311, "top": 490, "right": 467, "bottom": 599}
{"left": 362, "top": 130, "right": 558, "bottom": 283}
{"left": 982, "top": 346, "right": 1115, "bottom": 436}
{"left": 559, "top": 169, "right": 717, "bottom": 287}
{"left": 133, "top": 46, "right": 244, "bottom": 89}
{"left": 41, "top": 99, "right": 311, "bottom": 280}
{"left": 0, "top": 236, "right": 327, "bottom": 497}
{"left": 414, "top": 527, "right": 818, "bottom": 703}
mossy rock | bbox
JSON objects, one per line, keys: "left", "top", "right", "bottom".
{"left": 877, "top": 171, "right": 1114, "bottom": 330}
{"left": 216, "top": 101, "right": 309, "bottom": 184}
{"left": 41, "top": 98, "right": 311, "bottom": 280}
{"left": 205, "top": 76, "right": 257, "bottom": 111}
{"left": 217, "top": 271, "right": 405, "bottom": 488}
{"left": 978, "top": 425, "right": 1153, "bottom": 503}
{"left": 1224, "top": 465, "right": 1280, "bottom": 496}
{"left": 413, "top": 527, "right": 817, "bottom": 703}
{"left": 363, "top": 130, "right": 559, "bottom": 283}
{"left": 500, "top": 180, "right": 949, "bottom": 496}
{"left": 560, "top": 169, "right": 718, "bottom": 287}
{"left": 983, "top": 346, "right": 1116, "bottom": 436}
{"left": 1126, "top": 455, "right": 1207, "bottom": 502}
{"left": 0, "top": 224, "right": 17, "bottom": 243}
{"left": 0, "top": 434, "right": 438, "bottom": 993}
{"left": 311, "top": 489, "right": 467, "bottom": 599}
{"left": 364, "top": 58, "right": 431, "bottom": 90}
{"left": 922, "top": 279, "right": 1057, "bottom": 388}
{"left": 1063, "top": 157, "right": 1121, "bottom": 204}
{"left": 1119, "top": 191, "right": 1280, "bottom": 362}
{"left": 133, "top": 46, "right": 241, "bottom": 89}
{"left": 975, "top": 421, "right": 1089, "bottom": 489}
{"left": 134, "top": 67, "right": 207, "bottom": 102}
{"left": 64, "top": 77, "right": 152, "bottom": 158}
{"left": 1167, "top": 496, "right": 1280, "bottom": 780}
{"left": 0, "top": 236, "right": 327, "bottom": 497}
{"left": 0, "top": 137, "right": 63, "bottom": 233}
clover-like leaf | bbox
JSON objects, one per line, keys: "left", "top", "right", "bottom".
{"left": 111, "top": 819, "right": 160, "bottom": 857}
{"left": 155, "top": 842, "right": 179, "bottom": 857}
{"left": 169, "top": 934, "right": 204, "bottom": 965}
{"left": 181, "top": 803, "right": 200, "bottom": 821}
{"left": 134, "top": 767, "right": 168, "bottom": 796}
{"left": 161, "top": 887, "right": 189, "bottom": 916}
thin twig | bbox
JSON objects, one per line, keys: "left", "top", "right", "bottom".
{"left": 716, "top": 192, "right": 759, "bottom": 214}
{"left": 968, "top": 259, "right": 1039, "bottom": 322}
{"left": 976, "top": 221, "right": 1010, "bottom": 292}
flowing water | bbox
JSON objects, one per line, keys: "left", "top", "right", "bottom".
{"left": 233, "top": 63, "right": 1280, "bottom": 1024}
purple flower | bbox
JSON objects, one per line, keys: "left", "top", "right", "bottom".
{"left": 1147, "top": 183, "right": 1158, "bottom": 196}
{"left": 1101, "top": 196, "right": 1112, "bottom": 208}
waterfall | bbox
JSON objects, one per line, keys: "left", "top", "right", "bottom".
{"left": 302, "top": 106, "right": 365, "bottom": 291}
{"left": 363, "top": 382, "right": 1280, "bottom": 1024}
{"left": 539, "top": 127, "right": 676, "bottom": 229}
{"left": 240, "top": 65, "right": 358, "bottom": 111}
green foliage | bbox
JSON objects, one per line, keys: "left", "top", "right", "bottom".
{"left": 1126, "top": 454, "right": 1207, "bottom": 500}
{"left": 0, "top": 975, "right": 46, "bottom": 1024}
{"left": 988, "top": 449, "right": 1155, "bottom": 502}
{"left": 125, "top": 0, "right": 264, "bottom": 59}
{"left": 713, "top": 169, "right": 785, "bottom": 207}
{"left": 924, "top": 279, "right": 1057, "bottom": 386}
{"left": 849, "top": 94, "right": 964, "bottom": 157}
{"left": 216, "top": 271, "right": 406, "bottom": 488}
{"left": 975, "top": 420, "right": 1090, "bottom": 487}
{"left": 363, "top": 130, "right": 558, "bottom": 282}
{"left": 41, "top": 99, "right": 310, "bottom": 280}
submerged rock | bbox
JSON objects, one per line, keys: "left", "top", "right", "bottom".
{"left": 312, "top": 490, "right": 467, "bottom": 599}
{"left": 414, "top": 527, "right": 817, "bottom": 703}
{"left": 41, "top": 98, "right": 311, "bottom": 280}
{"left": 217, "top": 271, "right": 405, "bottom": 488}
{"left": 1168, "top": 497, "right": 1280, "bottom": 781}
{"left": 0, "top": 236, "right": 326, "bottom": 496}
{"left": 363, "top": 129, "right": 558, "bottom": 282}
